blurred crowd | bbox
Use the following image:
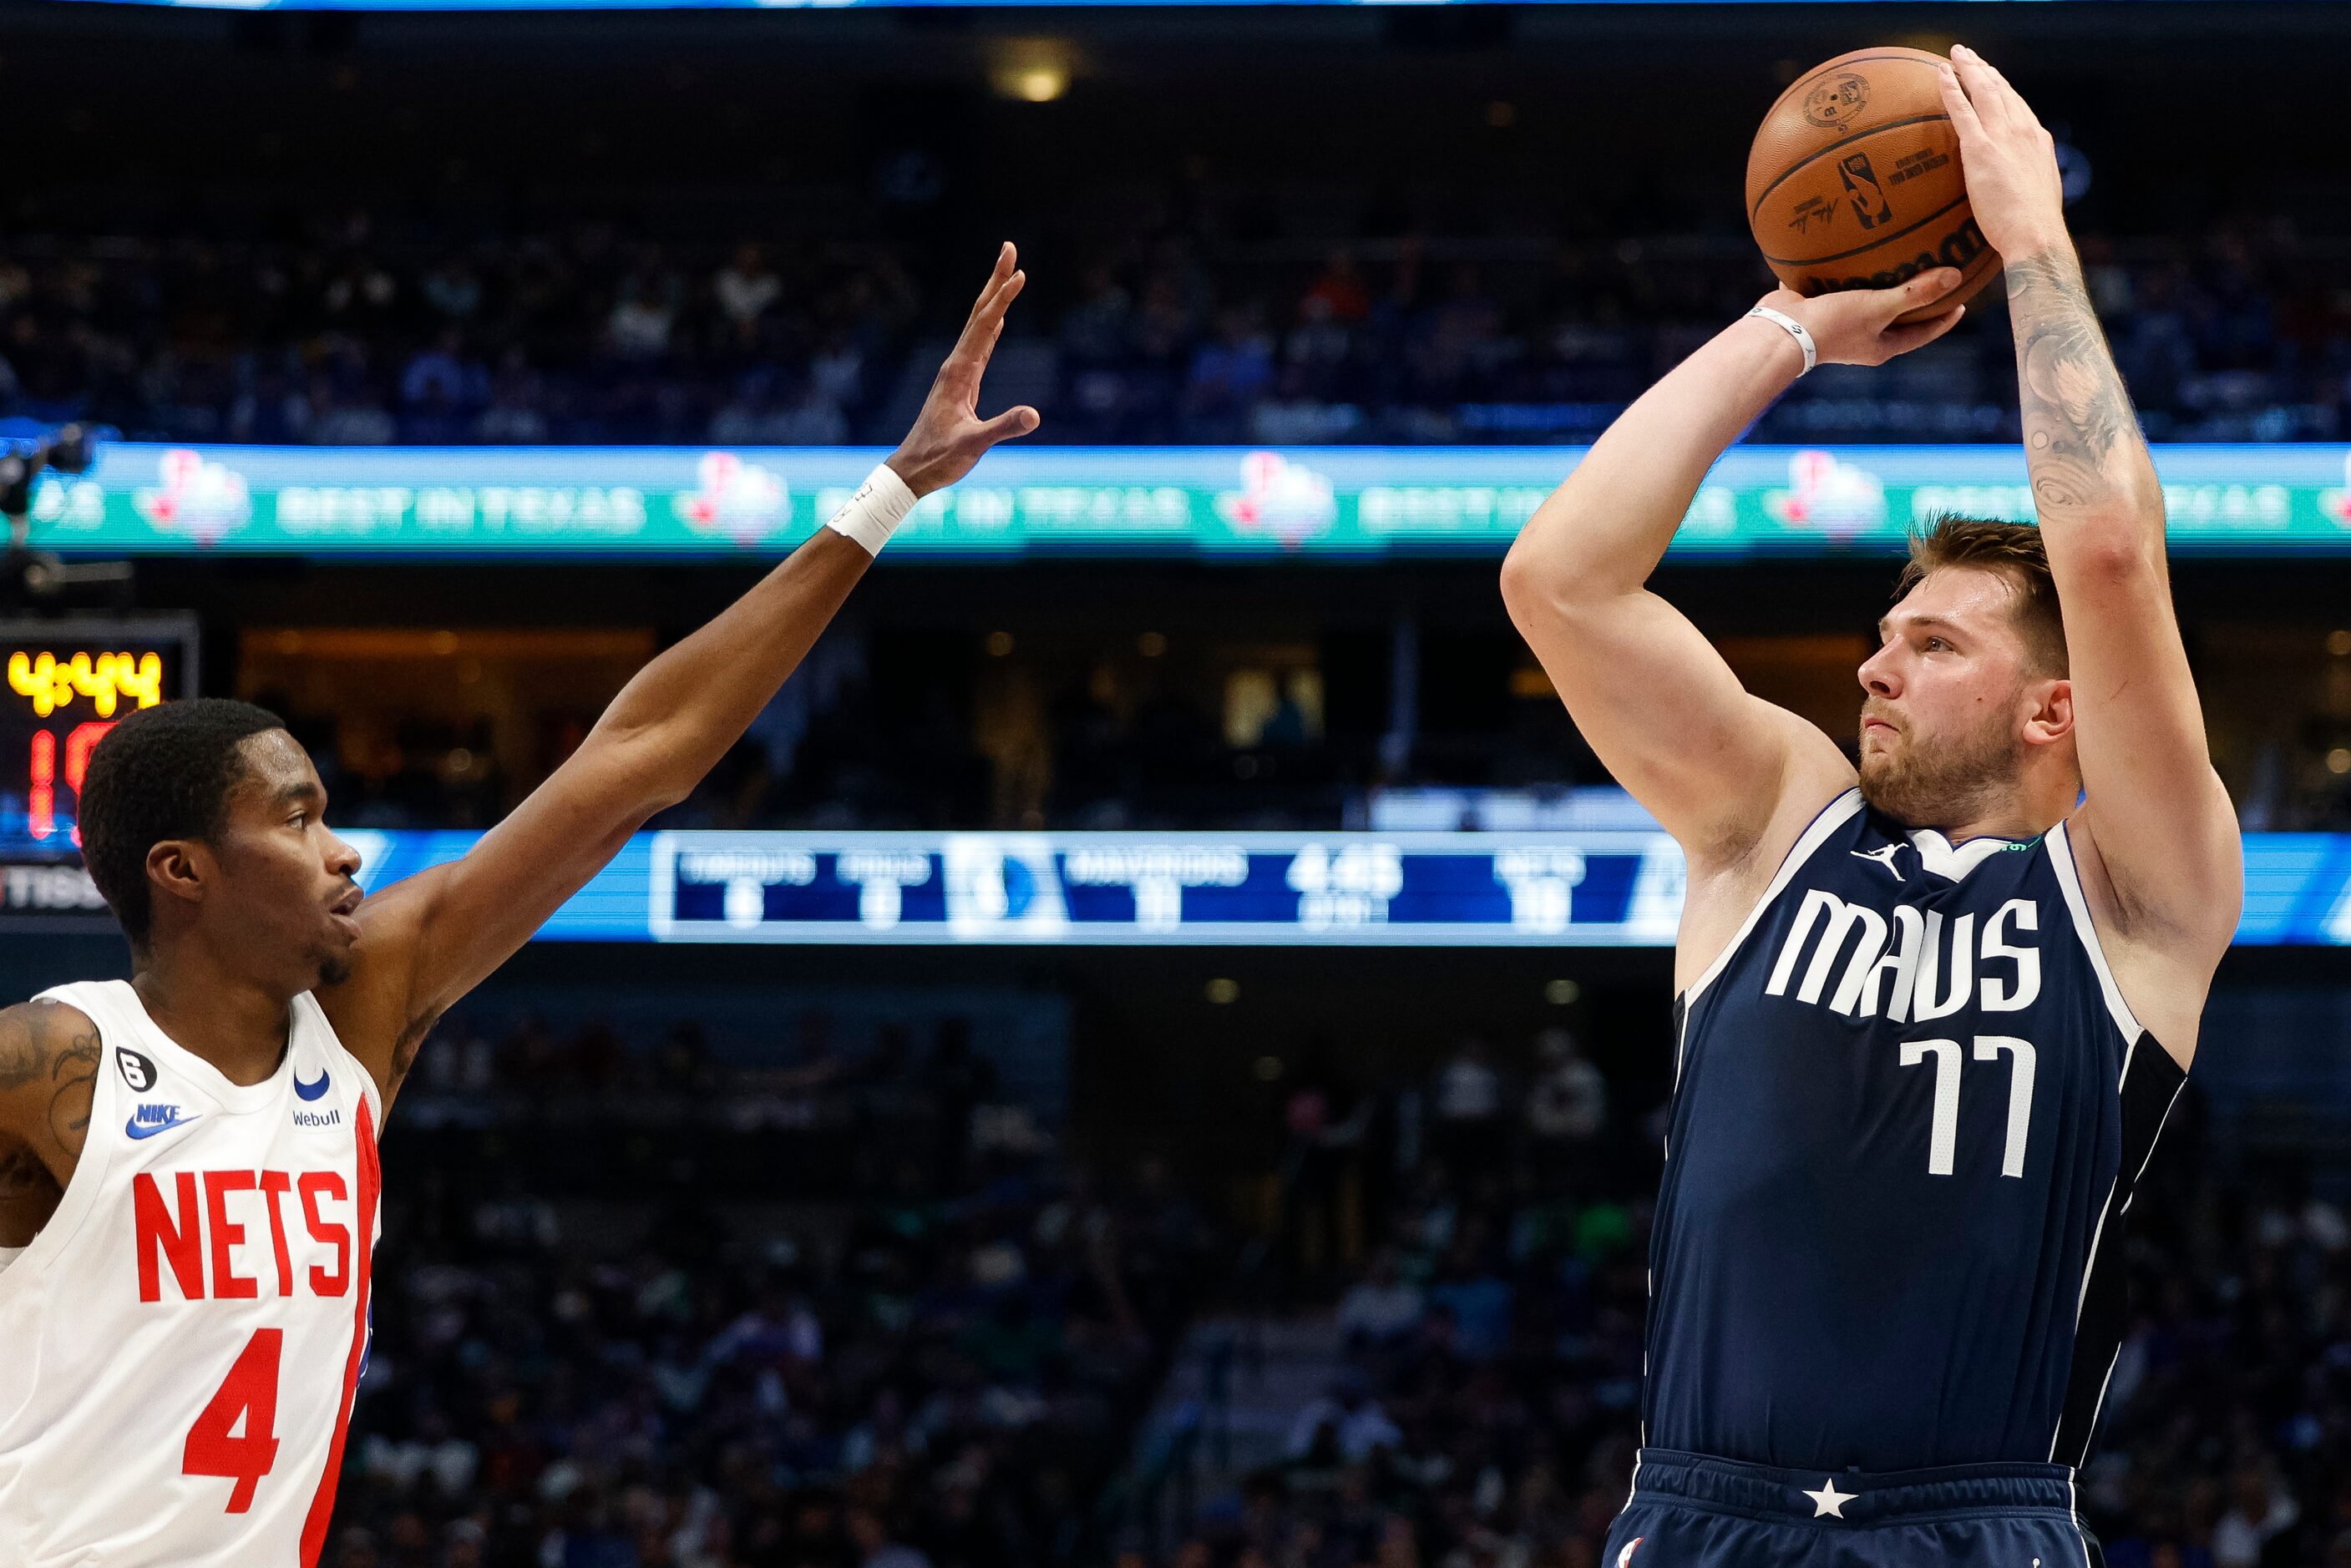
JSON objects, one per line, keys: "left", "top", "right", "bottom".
{"left": 0, "top": 222, "right": 915, "bottom": 448}
{"left": 1136, "top": 1033, "right": 2351, "bottom": 1568}
{"left": 300, "top": 991, "right": 2351, "bottom": 1568}
{"left": 329, "top": 1008, "right": 1218, "bottom": 1568}
{"left": 232, "top": 645, "right": 2351, "bottom": 842}
{"left": 254, "top": 660, "right": 1376, "bottom": 842}
{"left": 652, "top": 675, "right": 1365, "bottom": 839}
{"left": 3, "top": 213, "right": 2347, "bottom": 448}
{"left": 387, "top": 1008, "right": 1045, "bottom": 1205}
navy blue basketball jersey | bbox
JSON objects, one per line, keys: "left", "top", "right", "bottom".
{"left": 1642, "top": 787, "right": 2185, "bottom": 1474}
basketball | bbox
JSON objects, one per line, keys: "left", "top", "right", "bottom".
{"left": 1746, "top": 46, "right": 1999, "bottom": 324}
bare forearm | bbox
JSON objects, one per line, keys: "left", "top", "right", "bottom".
{"left": 1507, "top": 317, "right": 1803, "bottom": 601}
{"left": 593, "top": 529, "right": 873, "bottom": 807}
{"left": 2006, "top": 246, "right": 2164, "bottom": 539}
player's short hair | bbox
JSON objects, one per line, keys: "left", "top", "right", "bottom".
{"left": 1895, "top": 513, "right": 2070, "bottom": 678}
{"left": 78, "top": 699, "right": 286, "bottom": 948}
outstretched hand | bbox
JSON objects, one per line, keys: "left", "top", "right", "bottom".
{"left": 1937, "top": 44, "right": 2070, "bottom": 262}
{"left": 885, "top": 244, "right": 1041, "bottom": 497}
{"left": 1761, "top": 267, "right": 1969, "bottom": 368}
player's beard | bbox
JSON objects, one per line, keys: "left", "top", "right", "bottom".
{"left": 1856, "top": 701, "right": 2024, "bottom": 830}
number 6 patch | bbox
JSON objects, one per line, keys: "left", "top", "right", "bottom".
{"left": 117, "top": 1047, "right": 158, "bottom": 1094}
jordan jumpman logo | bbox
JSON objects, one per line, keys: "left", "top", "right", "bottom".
{"left": 1851, "top": 843, "right": 1908, "bottom": 882}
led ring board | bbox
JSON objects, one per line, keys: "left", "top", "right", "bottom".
{"left": 21, "top": 443, "right": 2351, "bottom": 559}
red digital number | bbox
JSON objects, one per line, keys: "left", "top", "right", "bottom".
{"left": 183, "top": 1328, "right": 284, "bottom": 1513}
{"left": 28, "top": 729, "right": 53, "bottom": 840}
{"left": 25, "top": 720, "right": 114, "bottom": 844}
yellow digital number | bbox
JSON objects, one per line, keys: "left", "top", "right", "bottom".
{"left": 7, "top": 650, "right": 166, "bottom": 719}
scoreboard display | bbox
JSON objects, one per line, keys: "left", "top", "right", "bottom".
{"left": 2, "top": 620, "right": 196, "bottom": 923}
{"left": 322, "top": 827, "right": 2351, "bottom": 947}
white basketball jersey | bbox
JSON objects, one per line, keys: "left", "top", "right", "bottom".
{"left": 0, "top": 979, "right": 383, "bottom": 1568}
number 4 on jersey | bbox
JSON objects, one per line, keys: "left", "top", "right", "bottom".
{"left": 184, "top": 1328, "right": 284, "bottom": 1512}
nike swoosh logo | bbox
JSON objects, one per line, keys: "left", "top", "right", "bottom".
{"left": 292, "top": 1070, "right": 331, "bottom": 1102}
{"left": 124, "top": 1112, "right": 200, "bottom": 1141}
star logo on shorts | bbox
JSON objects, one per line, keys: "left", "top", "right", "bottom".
{"left": 1803, "top": 1478, "right": 1857, "bottom": 1518}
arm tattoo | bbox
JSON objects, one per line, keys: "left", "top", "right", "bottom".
{"left": 0, "top": 1005, "right": 100, "bottom": 1169}
{"left": 2005, "top": 250, "right": 2161, "bottom": 518}
{"left": 45, "top": 1029, "right": 100, "bottom": 1161}
{"left": 0, "top": 1006, "right": 53, "bottom": 1090}
{"left": 0, "top": 1010, "right": 103, "bottom": 1171}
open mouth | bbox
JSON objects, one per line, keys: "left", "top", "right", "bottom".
{"left": 330, "top": 887, "right": 363, "bottom": 918}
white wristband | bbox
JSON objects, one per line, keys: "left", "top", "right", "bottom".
{"left": 822, "top": 463, "right": 918, "bottom": 556}
{"left": 1746, "top": 305, "right": 1817, "bottom": 376}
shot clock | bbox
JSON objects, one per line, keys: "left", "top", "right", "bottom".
{"left": 1, "top": 620, "right": 195, "bottom": 858}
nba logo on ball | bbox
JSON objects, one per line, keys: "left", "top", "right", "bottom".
{"left": 1616, "top": 1540, "right": 1642, "bottom": 1567}
{"left": 1838, "top": 153, "right": 1893, "bottom": 229}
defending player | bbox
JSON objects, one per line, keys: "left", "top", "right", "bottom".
{"left": 1500, "top": 49, "right": 2239, "bottom": 1568}
{"left": 0, "top": 247, "right": 1039, "bottom": 1567}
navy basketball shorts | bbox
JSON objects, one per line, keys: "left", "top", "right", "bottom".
{"left": 1603, "top": 1449, "right": 2105, "bottom": 1568}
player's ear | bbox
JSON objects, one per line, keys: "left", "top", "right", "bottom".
{"left": 2021, "top": 677, "right": 2074, "bottom": 748}
{"left": 145, "top": 838, "right": 215, "bottom": 916}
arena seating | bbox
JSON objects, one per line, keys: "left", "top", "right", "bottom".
{"left": 3, "top": 219, "right": 2342, "bottom": 449}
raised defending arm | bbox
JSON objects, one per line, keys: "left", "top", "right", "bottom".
{"left": 320, "top": 246, "right": 1043, "bottom": 1108}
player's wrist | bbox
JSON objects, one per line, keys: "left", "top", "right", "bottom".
{"left": 822, "top": 462, "right": 919, "bottom": 556}
{"left": 881, "top": 448, "right": 928, "bottom": 496}
{"left": 1999, "top": 227, "right": 2076, "bottom": 271}
{"left": 1739, "top": 301, "right": 1817, "bottom": 377}
{"left": 882, "top": 438, "right": 956, "bottom": 500}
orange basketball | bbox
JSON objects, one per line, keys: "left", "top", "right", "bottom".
{"left": 1746, "top": 46, "right": 1998, "bottom": 325}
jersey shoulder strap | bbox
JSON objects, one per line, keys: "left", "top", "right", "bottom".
{"left": 27, "top": 976, "right": 126, "bottom": 1025}
{"left": 289, "top": 992, "right": 384, "bottom": 1133}
{"left": 24, "top": 979, "right": 139, "bottom": 1117}
{"left": 1684, "top": 787, "right": 1865, "bottom": 1003}
{"left": 2043, "top": 818, "right": 2145, "bottom": 1041}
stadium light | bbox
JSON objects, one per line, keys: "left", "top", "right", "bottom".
{"left": 989, "top": 41, "right": 1073, "bottom": 103}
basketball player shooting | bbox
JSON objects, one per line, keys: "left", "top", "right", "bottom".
{"left": 1500, "top": 50, "right": 2240, "bottom": 1568}
{"left": 0, "top": 247, "right": 1037, "bottom": 1567}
